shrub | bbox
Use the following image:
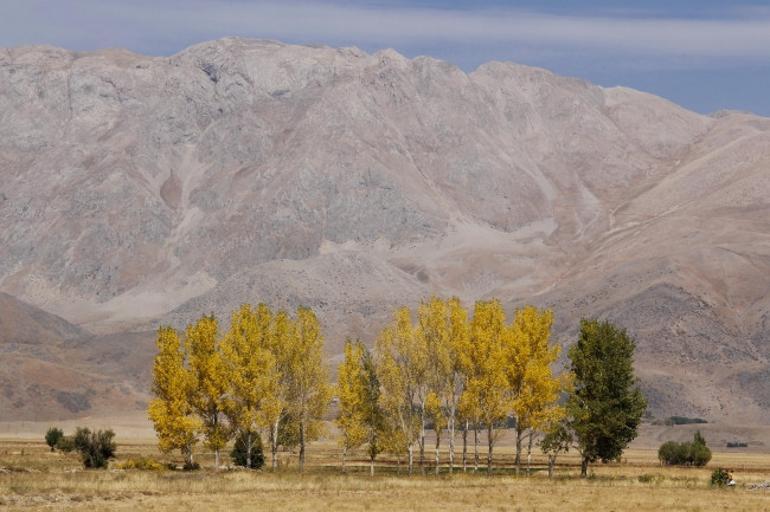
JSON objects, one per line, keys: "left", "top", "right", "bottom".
{"left": 658, "top": 431, "right": 711, "bottom": 467}
{"left": 182, "top": 461, "right": 200, "bottom": 471}
{"left": 72, "top": 427, "right": 117, "bottom": 469}
{"left": 726, "top": 441, "right": 748, "bottom": 448}
{"left": 45, "top": 427, "right": 64, "bottom": 452}
{"left": 231, "top": 431, "right": 265, "bottom": 469}
{"left": 711, "top": 467, "right": 732, "bottom": 487}
{"left": 56, "top": 436, "right": 75, "bottom": 453}
{"left": 665, "top": 416, "right": 708, "bottom": 426}
{"left": 116, "top": 457, "right": 165, "bottom": 471}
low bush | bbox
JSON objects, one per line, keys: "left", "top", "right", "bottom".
{"left": 183, "top": 461, "right": 201, "bottom": 471}
{"left": 116, "top": 456, "right": 165, "bottom": 471}
{"left": 726, "top": 441, "right": 748, "bottom": 448}
{"left": 665, "top": 416, "right": 708, "bottom": 426}
{"left": 658, "top": 431, "right": 711, "bottom": 467}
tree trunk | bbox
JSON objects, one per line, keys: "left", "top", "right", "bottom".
{"left": 370, "top": 454, "right": 375, "bottom": 476}
{"left": 184, "top": 443, "right": 194, "bottom": 467}
{"left": 526, "top": 432, "right": 534, "bottom": 476}
{"left": 271, "top": 419, "right": 280, "bottom": 470}
{"left": 246, "top": 432, "right": 252, "bottom": 469}
{"left": 342, "top": 445, "right": 347, "bottom": 473}
{"left": 448, "top": 414, "right": 455, "bottom": 474}
{"left": 215, "top": 447, "right": 220, "bottom": 469}
{"left": 473, "top": 426, "right": 479, "bottom": 471}
{"left": 419, "top": 408, "right": 426, "bottom": 473}
{"left": 514, "top": 426, "right": 523, "bottom": 475}
{"left": 299, "top": 420, "right": 306, "bottom": 473}
{"left": 547, "top": 455, "right": 555, "bottom": 478}
{"left": 435, "top": 431, "right": 441, "bottom": 476}
{"left": 487, "top": 423, "right": 494, "bottom": 474}
{"left": 580, "top": 456, "right": 589, "bottom": 478}
{"left": 408, "top": 443, "right": 414, "bottom": 475}
{"left": 462, "top": 420, "right": 468, "bottom": 473}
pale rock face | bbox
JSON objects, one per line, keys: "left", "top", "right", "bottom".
{"left": 1, "top": 38, "right": 770, "bottom": 421}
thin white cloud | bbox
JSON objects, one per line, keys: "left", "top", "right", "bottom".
{"left": 3, "top": 0, "right": 770, "bottom": 60}
{"left": 116, "top": 1, "right": 770, "bottom": 58}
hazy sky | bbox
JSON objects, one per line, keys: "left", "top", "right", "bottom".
{"left": 3, "top": 0, "right": 770, "bottom": 115}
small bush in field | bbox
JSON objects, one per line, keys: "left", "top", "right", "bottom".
{"left": 73, "top": 427, "right": 117, "bottom": 469}
{"left": 658, "top": 431, "right": 711, "bottom": 467}
{"left": 45, "top": 427, "right": 64, "bottom": 452}
{"left": 116, "top": 457, "right": 165, "bottom": 471}
{"left": 711, "top": 467, "right": 733, "bottom": 487}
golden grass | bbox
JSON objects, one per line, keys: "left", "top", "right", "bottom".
{"left": 3, "top": 439, "right": 770, "bottom": 511}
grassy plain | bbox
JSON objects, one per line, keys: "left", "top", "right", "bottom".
{"left": 3, "top": 434, "right": 770, "bottom": 511}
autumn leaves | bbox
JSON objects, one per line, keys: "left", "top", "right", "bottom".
{"left": 339, "top": 297, "right": 566, "bottom": 474}
{"left": 149, "top": 305, "right": 330, "bottom": 470}
{"left": 149, "top": 297, "right": 566, "bottom": 473}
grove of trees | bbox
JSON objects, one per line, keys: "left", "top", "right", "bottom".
{"left": 149, "top": 297, "right": 647, "bottom": 476}
{"left": 149, "top": 304, "right": 330, "bottom": 471}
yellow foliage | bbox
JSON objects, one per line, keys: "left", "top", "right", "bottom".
{"left": 148, "top": 326, "right": 200, "bottom": 460}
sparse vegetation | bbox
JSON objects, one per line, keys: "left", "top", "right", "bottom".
{"left": 2, "top": 439, "right": 770, "bottom": 511}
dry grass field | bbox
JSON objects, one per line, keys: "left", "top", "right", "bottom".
{"left": 3, "top": 432, "right": 770, "bottom": 511}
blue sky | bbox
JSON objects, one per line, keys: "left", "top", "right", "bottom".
{"left": 2, "top": 0, "right": 770, "bottom": 115}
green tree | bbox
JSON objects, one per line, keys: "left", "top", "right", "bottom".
{"left": 567, "top": 319, "right": 647, "bottom": 477}
{"left": 45, "top": 427, "right": 64, "bottom": 452}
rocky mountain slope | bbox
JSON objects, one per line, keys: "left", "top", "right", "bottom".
{"left": 1, "top": 38, "right": 769, "bottom": 421}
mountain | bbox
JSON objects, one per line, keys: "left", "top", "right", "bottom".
{"left": 1, "top": 38, "right": 769, "bottom": 422}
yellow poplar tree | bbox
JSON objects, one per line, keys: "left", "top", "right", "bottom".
{"left": 376, "top": 307, "right": 422, "bottom": 474}
{"left": 186, "top": 314, "right": 229, "bottom": 468}
{"left": 286, "top": 306, "right": 331, "bottom": 472}
{"left": 336, "top": 339, "right": 368, "bottom": 470}
{"left": 508, "top": 306, "right": 561, "bottom": 472}
{"left": 221, "top": 304, "right": 280, "bottom": 469}
{"left": 466, "top": 299, "right": 510, "bottom": 473}
{"left": 265, "top": 309, "right": 294, "bottom": 469}
{"left": 148, "top": 326, "right": 200, "bottom": 466}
